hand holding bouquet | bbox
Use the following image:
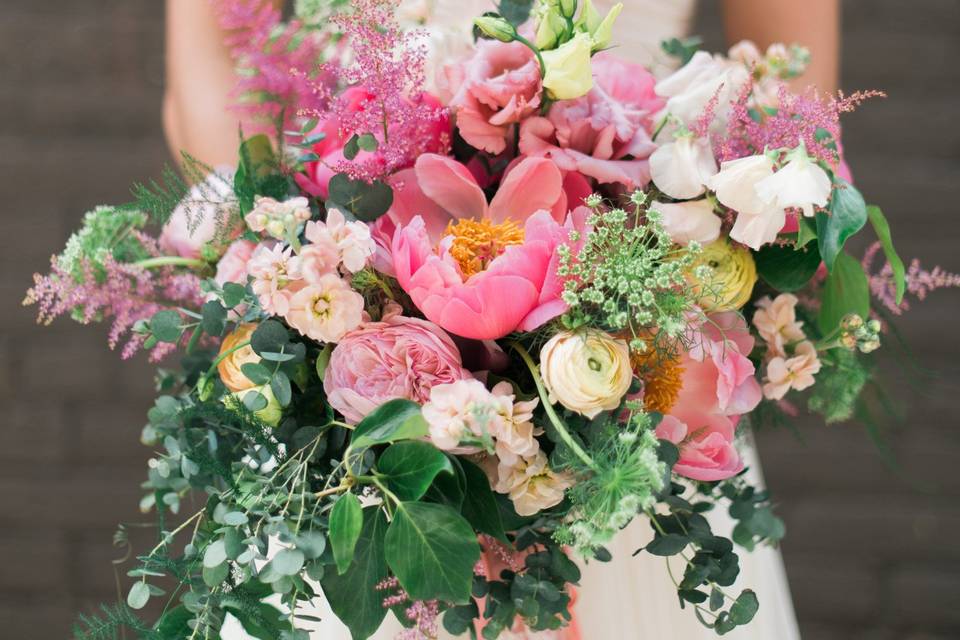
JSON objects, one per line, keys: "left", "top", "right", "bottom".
{"left": 27, "top": 1, "right": 957, "bottom": 639}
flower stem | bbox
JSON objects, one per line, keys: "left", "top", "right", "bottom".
{"left": 514, "top": 33, "right": 546, "bottom": 80}
{"left": 511, "top": 341, "right": 597, "bottom": 470}
{"left": 134, "top": 256, "right": 209, "bottom": 270}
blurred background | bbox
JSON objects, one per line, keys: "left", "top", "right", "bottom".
{"left": 1, "top": 1, "right": 958, "bottom": 638}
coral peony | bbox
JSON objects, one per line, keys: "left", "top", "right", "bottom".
{"left": 519, "top": 53, "right": 664, "bottom": 188}
{"left": 323, "top": 305, "right": 471, "bottom": 423}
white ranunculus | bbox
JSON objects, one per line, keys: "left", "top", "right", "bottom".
{"left": 729, "top": 207, "right": 788, "bottom": 250}
{"left": 706, "top": 154, "right": 776, "bottom": 214}
{"left": 539, "top": 330, "right": 633, "bottom": 419}
{"left": 754, "top": 147, "right": 832, "bottom": 218}
{"left": 649, "top": 136, "right": 718, "bottom": 200}
{"left": 651, "top": 199, "right": 722, "bottom": 246}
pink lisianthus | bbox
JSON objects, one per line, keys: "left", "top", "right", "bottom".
{"left": 323, "top": 304, "right": 471, "bottom": 423}
{"left": 446, "top": 39, "right": 542, "bottom": 155}
{"left": 295, "top": 88, "right": 450, "bottom": 197}
{"left": 656, "top": 412, "right": 743, "bottom": 482}
{"left": 674, "top": 312, "right": 762, "bottom": 417}
{"left": 519, "top": 53, "right": 664, "bottom": 188}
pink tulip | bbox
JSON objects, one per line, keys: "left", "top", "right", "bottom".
{"left": 519, "top": 53, "right": 664, "bottom": 188}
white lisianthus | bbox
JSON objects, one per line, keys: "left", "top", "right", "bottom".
{"left": 649, "top": 136, "right": 718, "bottom": 200}
{"left": 540, "top": 330, "right": 633, "bottom": 418}
{"left": 651, "top": 199, "right": 721, "bottom": 246}
{"left": 754, "top": 145, "right": 832, "bottom": 218}
{"left": 541, "top": 32, "right": 594, "bottom": 100}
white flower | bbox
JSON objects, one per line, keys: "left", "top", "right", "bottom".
{"left": 706, "top": 154, "right": 776, "bottom": 214}
{"left": 729, "top": 207, "right": 787, "bottom": 250}
{"left": 540, "top": 330, "right": 633, "bottom": 418}
{"left": 649, "top": 136, "right": 718, "bottom": 200}
{"left": 754, "top": 146, "right": 832, "bottom": 218}
{"left": 651, "top": 199, "right": 721, "bottom": 246}
{"left": 495, "top": 451, "right": 571, "bottom": 517}
{"left": 655, "top": 51, "right": 750, "bottom": 129}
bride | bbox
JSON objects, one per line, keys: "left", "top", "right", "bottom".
{"left": 165, "top": 1, "right": 838, "bottom": 637}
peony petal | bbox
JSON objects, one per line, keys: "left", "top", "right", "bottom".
{"left": 386, "top": 168, "right": 455, "bottom": 244}
{"left": 414, "top": 154, "right": 488, "bottom": 221}
{"left": 488, "top": 157, "right": 564, "bottom": 223}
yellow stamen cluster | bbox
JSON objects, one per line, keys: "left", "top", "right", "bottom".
{"left": 445, "top": 218, "right": 525, "bottom": 279}
{"left": 632, "top": 349, "right": 685, "bottom": 415}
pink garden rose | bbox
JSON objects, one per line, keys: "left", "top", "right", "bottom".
{"left": 656, "top": 412, "right": 743, "bottom": 481}
{"left": 519, "top": 53, "right": 665, "bottom": 188}
{"left": 447, "top": 39, "right": 542, "bottom": 155}
{"left": 323, "top": 305, "right": 470, "bottom": 423}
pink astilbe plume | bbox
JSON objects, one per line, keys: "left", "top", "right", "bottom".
{"left": 304, "top": 0, "right": 449, "bottom": 183}
{"left": 375, "top": 576, "right": 440, "bottom": 640}
{"left": 212, "top": 0, "right": 335, "bottom": 133}
{"left": 863, "top": 242, "right": 960, "bottom": 315}
{"left": 24, "top": 232, "right": 204, "bottom": 362}
{"left": 716, "top": 82, "right": 885, "bottom": 167}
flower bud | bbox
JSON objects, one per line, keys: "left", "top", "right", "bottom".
{"left": 540, "top": 330, "right": 633, "bottom": 418}
{"left": 587, "top": 1, "right": 622, "bottom": 51}
{"left": 559, "top": 0, "right": 578, "bottom": 18}
{"left": 840, "top": 313, "right": 864, "bottom": 332}
{"left": 474, "top": 16, "right": 517, "bottom": 43}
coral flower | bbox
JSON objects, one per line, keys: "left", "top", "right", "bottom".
{"left": 388, "top": 154, "right": 577, "bottom": 340}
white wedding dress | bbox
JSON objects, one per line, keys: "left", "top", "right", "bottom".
{"left": 222, "top": 1, "right": 801, "bottom": 638}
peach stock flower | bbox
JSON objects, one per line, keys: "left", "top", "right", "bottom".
{"left": 762, "top": 340, "right": 821, "bottom": 400}
{"left": 247, "top": 244, "right": 302, "bottom": 316}
{"left": 495, "top": 450, "right": 572, "bottom": 517}
{"left": 752, "top": 293, "right": 806, "bottom": 357}
{"left": 284, "top": 273, "right": 364, "bottom": 343}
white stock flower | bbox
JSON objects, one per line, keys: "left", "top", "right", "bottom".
{"left": 651, "top": 199, "right": 721, "bottom": 246}
{"left": 649, "top": 136, "right": 718, "bottom": 200}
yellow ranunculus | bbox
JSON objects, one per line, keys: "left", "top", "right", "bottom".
{"left": 225, "top": 384, "right": 283, "bottom": 427}
{"left": 217, "top": 323, "right": 261, "bottom": 392}
{"left": 688, "top": 239, "right": 758, "bottom": 312}
{"left": 540, "top": 329, "right": 633, "bottom": 418}
{"left": 541, "top": 32, "right": 594, "bottom": 100}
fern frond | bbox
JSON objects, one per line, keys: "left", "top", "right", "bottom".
{"left": 72, "top": 603, "right": 159, "bottom": 640}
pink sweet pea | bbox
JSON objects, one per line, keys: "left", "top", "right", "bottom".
{"left": 446, "top": 39, "right": 543, "bottom": 155}
{"left": 519, "top": 53, "right": 665, "bottom": 188}
{"left": 656, "top": 412, "right": 744, "bottom": 482}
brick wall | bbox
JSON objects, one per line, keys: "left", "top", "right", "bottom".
{"left": 0, "top": 1, "right": 957, "bottom": 638}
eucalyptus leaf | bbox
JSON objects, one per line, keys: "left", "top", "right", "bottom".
{"left": 729, "top": 589, "right": 759, "bottom": 625}
{"left": 127, "top": 581, "right": 150, "bottom": 610}
{"left": 645, "top": 534, "right": 690, "bottom": 556}
{"left": 151, "top": 310, "right": 182, "bottom": 343}
{"left": 327, "top": 173, "right": 394, "bottom": 222}
{"left": 272, "top": 548, "right": 305, "bottom": 576}
{"left": 201, "top": 300, "right": 227, "bottom": 336}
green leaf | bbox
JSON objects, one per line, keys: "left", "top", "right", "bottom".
{"left": 645, "top": 534, "right": 689, "bottom": 556}
{"left": 459, "top": 459, "right": 507, "bottom": 541}
{"left": 660, "top": 36, "right": 703, "bottom": 65}
{"left": 352, "top": 399, "right": 429, "bottom": 449}
{"left": 816, "top": 177, "right": 868, "bottom": 271}
{"left": 270, "top": 372, "right": 292, "bottom": 407}
{"left": 443, "top": 602, "right": 480, "bottom": 636}
{"left": 241, "top": 362, "right": 273, "bottom": 385}
{"left": 357, "top": 133, "right": 379, "bottom": 152}
{"left": 201, "top": 300, "right": 227, "bottom": 336}
{"left": 729, "top": 589, "right": 759, "bottom": 625}
{"left": 151, "top": 310, "right": 182, "bottom": 343}
{"left": 818, "top": 251, "right": 870, "bottom": 334}
{"left": 203, "top": 539, "right": 227, "bottom": 568}
{"left": 203, "top": 561, "right": 229, "bottom": 587}
{"left": 321, "top": 508, "right": 390, "bottom": 640}
{"left": 343, "top": 134, "right": 360, "bottom": 161}
{"left": 222, "top": 282, "right": 247, "bottom": 308}
{"left": 127, "top": 581, "right": 150, "bottom": 610}
{"left": 223, "top": 511, "right": 249, "bottom": 526}
{"left": 866, "top": 205, "right": 906, "bottom": 304}
{"left": 385, "top": 502, "right": 481, "bottom": 603}
{"left": 330, "top": 493, "right": 364, "bottom": 575}
{"left": 327, "top": 173, "right": 394, "bottom": 222}
{"left": 250, "top": 319, "right": 294, "bottom": 356}
{"left": 272, "top": 548, "right": 305, "bottom": 576}
{"left": 223, "top": 598, "right": 292, "bottom": 640}
{"left": 797, "top": 217, "right": 817, "bottom": 248}
{"left": 754, "top": 243, "right": 821, "bottom": 292}
{"left": 378, "top": 441, "right": 454, "bottom": 502}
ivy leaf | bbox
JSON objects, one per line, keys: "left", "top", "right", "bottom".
{"left": 385, "top": 502, "right": 481, "bottom": 603}
{"left": 127, "top": 581, "right": 150, "bottom": 610}
{"left": 816, "top": 177, "right": 868, "bottom": 271}
{"left": 321, "top": 508, "right": 390, "bottom": 640}
{"left": 645, "top": 534, "right": 690, "bottom": 556}
{"left": 866, "top": 205, "right": 906, "bottom": 304}
{"left": 330, "top": 493, "right": 363, "bottom": 575}
{"left": 352, "top": 399, "right": 429, "bottom": 449}
{"left": 327, "top": 173, "right": 394, "bottom": 222}
{"left": 459, "top": 459, "right": 507, "bottom": 542}
{"left": 818, "top": 251, "right": 870, "bottom": 334}
{"left": 151, "top": 310, "right": 182, "bottom": 343}
{"left": 378, "top": 441, "right": 454, "bottom": 502}
{"left": 797, "top": 217, "right": 817, "bottom": 248}
{"left": 754, "top": 243, "right": 821, "bottom": 292}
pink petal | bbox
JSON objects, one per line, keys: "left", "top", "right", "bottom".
{"left": 488, "top": 157, "right": 563, "bottom": 223}
{"left": 415, "top": 154, "right": 488, "bottom": 221}
{"left": 387, "top": 168, "right": 454, "bottom": 244}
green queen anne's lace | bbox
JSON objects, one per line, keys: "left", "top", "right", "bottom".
{"left": 558, "top": 191, "right": 702, "bottom": 352}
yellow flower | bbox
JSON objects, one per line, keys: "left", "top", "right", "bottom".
{"left": 225, "top": 384, "right": 283, "bottom": 427}
{"left": 687, "top": 239, "right": 758, "bottom": 312}
{"left": 540, "top": 330, "right": 633, "bottom": 418}
{"left": 217, "top": 323, "right": 261, "bottom": 392}
{"left": 541, "top": 32, "right": 594, "bottom": 100}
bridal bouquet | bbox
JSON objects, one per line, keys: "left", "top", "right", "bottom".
{"left": 27, "top": 1, "right": 957, "bottom": 639}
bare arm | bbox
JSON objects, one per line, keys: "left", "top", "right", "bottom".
{"left": 164, "top": 0, "right": 284, "bottom": 167}
{"left": 721, "top": 0, "right": 840, "bottom": 93}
